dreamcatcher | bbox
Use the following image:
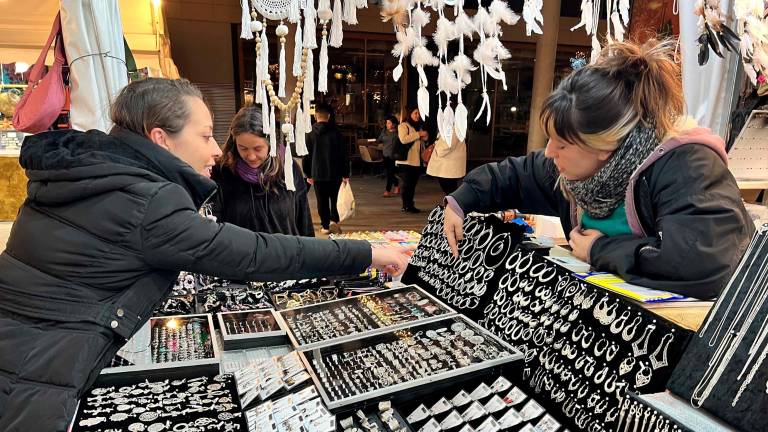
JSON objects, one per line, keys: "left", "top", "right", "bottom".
{"left": 239, "top": 0, "right": 366, "bottom": 190}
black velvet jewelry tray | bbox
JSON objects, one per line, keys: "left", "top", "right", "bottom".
{"left": 73, "top": 373, "right": 248, "bottom": 432}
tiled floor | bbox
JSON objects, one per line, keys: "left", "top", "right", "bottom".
{"left": 0, "top": 174, "right": 448, "bottom": 252}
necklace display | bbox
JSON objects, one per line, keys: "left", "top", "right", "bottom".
{"left": 73, "top": 374, "right": 245, "bottom": 432}
{"left": 666, "top": 224, "right": 768, "bottom": 432}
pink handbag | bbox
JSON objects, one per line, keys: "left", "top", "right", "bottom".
{"left": 13, "top": 12, "right": 67, "bottom": 134}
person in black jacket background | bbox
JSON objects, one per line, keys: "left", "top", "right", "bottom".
{"left": 0, "top": 79, "right": 412, "bottom": 431}
{"left": 443, "top": 40, "right": 753, "bottom": 300}
{"left": 212, "top": 105, "right": 314, "bottom": 236}
{"left": 304, "top": 103, "right": 349, "bottom": 234}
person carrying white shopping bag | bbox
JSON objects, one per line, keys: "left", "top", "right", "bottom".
{"left": 336, "top": 180, "right": 356, "bottom": 224}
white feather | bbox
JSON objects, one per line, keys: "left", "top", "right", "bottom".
{"left": 454, "top": 102, "right": 468, "bottom": 142}
{"left": 412, "top": 8, "right": 431, "bottom": 28}
{"left": 570, "top": 0, "right": 591, "bottom": 32}
{"left": 474, "top": 8, "right": 496, "bottom": 36}
{"left": 611, "top": 11, "right": 624, "bottom": 42}
{"left": 443, "top": 104, "right": 455, "bottom": 147}
{"left": 330, "top": 0, "right": 344, "bottom": 47}
{"left": 474, "top": 91, "right": 491, "bottom": 125}
{"left": 393, "top": 60, "right": 404, "bottom": 82}
{"left": 436, "top": 107, "right": 446, "bottom": 145}
{"left": 343, "top": 0, "right": 358, "bottom": 24}
{"left": 417, "top": 65, "right": 429, "bottom": 87}
{"left": 489, "top": 0, "right": 520, "bottom": 26}
{"left": 438, "top": 63, "right": 462, "bottom": 95}
{"left": 450, "top": 54, "right": 477, "bottom": 85}
{"left": 522, "top": 0, "right": 543, "bottom": 36}
{"left": 418, "top": 86, "right": 430, "bottom": 118}
{"left": 412, "top": 45, "right": 440, "bottom": 67}
{"left": 434, "top": 16, "right": 458, "bottom": 57}
{"left": 455, "top": 13, "right": 476, "bottom": 40}
{"left": 619, "top": 0, "right": 630, "bottom": 25}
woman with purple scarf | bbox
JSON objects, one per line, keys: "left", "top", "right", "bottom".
{"left": 211, "top": 105, "right": 315, "bottom": 236}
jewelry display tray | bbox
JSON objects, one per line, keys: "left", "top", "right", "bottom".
{"left": 217, "top": 308, "right": 288, "bottom": 350}
{"left": 297, "top": 315, "right": 523, "bottom": 410}
{"left": 277, "top": 285, "right": 457, "bottom": 350}
{"left": 100, "top": 314, "right": 221, "bottom": 380}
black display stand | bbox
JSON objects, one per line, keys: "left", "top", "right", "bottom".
{"left": 667, "top": 224, "right": 768, "bottom": 432}
{"left": 402, "top": 205, "right": 526, "bottom": 321}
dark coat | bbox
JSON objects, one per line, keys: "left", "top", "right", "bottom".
{"left": 0, "top": 127, "right": 370, "bottom": 431}
{"left": 211, "top": 163, "right": 315, "bottom": 237}
{"left": 304, "top": 122, "right": 350, "bottom": 181}
{"left": 449, "top": 128, "right": 754, "bottom": 300}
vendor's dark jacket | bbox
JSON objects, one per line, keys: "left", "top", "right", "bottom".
{"left": 211, "top": 163, "right": 315, "bottom": 237}
{"left": 449, "top": 128, "right": 754, "bottom": 300}
{"left": 0, "top": 127, "right": 371, "bottom": 431}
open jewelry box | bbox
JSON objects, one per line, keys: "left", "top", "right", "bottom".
{"left": 100, "top": 313, "right": 221, "bottom": 380}
{"left": 297, "top": 314, "right": 523, "bottom": 410}
{"left": 217, "top": 308, "right": 288, "bottom": 350}
{"left": 277, "top": 284, "right": 457, "bottom": 350}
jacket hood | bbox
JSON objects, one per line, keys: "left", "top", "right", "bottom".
{"left": 20, "top": 127, "right": 216, "bottom": 208}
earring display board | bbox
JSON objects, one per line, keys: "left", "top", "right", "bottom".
{"left": 72, "top": 374, "right": 247, "bottom": 432}
{"left": 666, "top": 224, "right": 768, "bottom": 432}
{"left": 402, "top": 205, "right": 527, "bottom": 320}
{"left": 298, "top": 315, "right": 522, "bottom": 410}
{"left": 622, "top": 392, "right": 738, "bottom": 432}
{"left": 338, "top": 400, "right": 413, "bottom": 432}
{"left": 233, "top": 351, "right": 313, "bottom": 409}
{"left": 102, "top": 314, "right": 221, "bottom": 377}
{"left": 478, "top": 250, "right": 693, "bottom": 432}
{"left": 245, "top": 385, "right": 336, "bottom": 432}
{"left": 278, "top": 285, "right": 456, "bottom": 350}
{"left": 218, "top": 309, "right": 288, "bottom": 350}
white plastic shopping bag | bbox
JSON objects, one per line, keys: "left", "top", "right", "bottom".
{"left": 336, "top": 181, "right": 356, "bottom": 222}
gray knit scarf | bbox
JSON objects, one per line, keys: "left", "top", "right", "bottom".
{"left": 564, "top": 123, "right": 660, "bottom": 218}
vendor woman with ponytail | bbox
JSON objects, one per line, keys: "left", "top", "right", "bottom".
{"left": 443, "top": 39, "right": 754, "bottom": 300}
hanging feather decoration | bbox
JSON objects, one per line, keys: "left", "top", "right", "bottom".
{"left": 442, "top": 104, "right": 455, "bottom": 147}
{"left": 294, "top": 21, "right": 304, "bottom": 77}
{"left": 454, "top": 98, "right": 468, "bottom": 142}
{"left": 411, "top": 8, "right": 431, "bottom": 28}
{"left": 433, "top": 15, "right": 458, "bottom": 57}
{"left": 437, "top": 63, "right": 462, "bottom": 95}
{"left": 454, "top": 12, "right": 476, "bottom": 40}
{"left": 380, "top": 0, "right": 410, "bottom": 29}
{"left": 571, "top": 0, "right": 593, "bottom": 32}
{"left": 522, "top": 0, "right": 543, "bottom": 36}
{"left": 449, "top": 53, "right": 476, "bottom": 85}
{"left": 240, "top": 0, "right": 254, "bottom": 39}
{"left": 284, "top": 141, "right": 296, "bottom": 191}
{"left": 436, "top": 106, "right": 446, "bottom": 144}
{"left": 417, "top": 86, "right": 430, "bottom": 118}
{"left": 344, "top": 0, "right": 359, "bottom": 24}
{"left": 269, "top": 106, "right": 278, "bottom": 156}
{"left": 304, "top": 0, "right": 318, "bottom": 49}
{"left": 489, "top": 0, "right": 520, "bottom": 26}
{"left": 392, "top": 56, "right": 404, "bottom": 81}
{"left": 330, "top": 0, "right": 344, "bottom": 47}
{"left": 319, "top": 29, "right": 329, "bottom": 92}
{"left": 412, "top": 45, "right": 440, "bottom": 67}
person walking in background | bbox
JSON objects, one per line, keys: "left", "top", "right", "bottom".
{"left": 211, "top": 105, "right": 314, "bottom": 236}
{"left": 378, "top": 115, "right": 400, "bottom": 198}
{"left": 396, "top": 107, "right": 428, "bottom": 213}
{"left": 427, "top": 132, "right": 467, "bottom": 195}
{"left": 305, "top": 103, "right": 349, "bottom": 235}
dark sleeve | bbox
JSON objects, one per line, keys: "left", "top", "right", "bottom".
{"left": 589, "top": 145, "right": 755, "bottom": 299}
{"left": 449, "top": 150, "right": 562, "bottom": 216}
{"left": 140, "top": 183, "right": 370, "bottom": 281}
{"left": 293, "top": 163, "right": 315, "bottom": 237}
